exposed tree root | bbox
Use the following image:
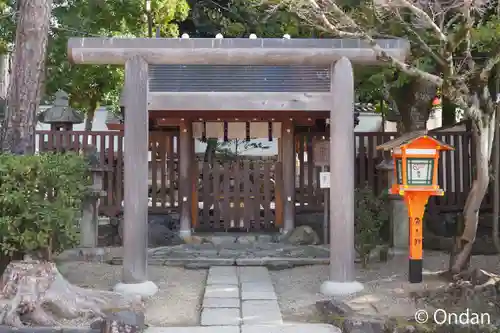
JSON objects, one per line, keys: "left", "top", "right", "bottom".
{"left": 0, "top": 259, "right": 142, "bottom": 327}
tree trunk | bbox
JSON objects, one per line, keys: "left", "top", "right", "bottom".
{"left": 84, "top": 104, "right": 97, "bottom": 131}
{"left": 0, "top": 259, "right": 142, "bottom": 327}
{"left": 451, "top": 104, "right": 496, "bottom": 274}
{"left": 393, "top": 79, "right": 436, "bottom": 132}
{"left": 1, "top": 0, "right": 52, "bottom": 154}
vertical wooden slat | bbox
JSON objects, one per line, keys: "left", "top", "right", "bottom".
{"left": 298, "top": 134, "right": 305, "bottom": 207}
{"left": 233, "top": 161, "right": 242, "bottom": 228}
{"left": 443, "top": 135, "right": 453, "bottom": 209}
{"left": 116, "top": 133, "right": 124, "bottom": 210}
{"left": 179, "top": 121, "right": 193, "bottom": 235}
{"left": 174, "top": 134, "right": 180, "bottom": 208}
{"left": 281, "top": 119, "right": 295, "bottom": 231}
{"left": 201, "top": 162, "right": 211, "bottom": 229}
{"left": 366, "top": 134, "right": 375, "bottom": 190}
{"left": 252, "top": 161, "right": 269, "bottom": 229}
{"left": 222, "top": 161, "right": 231, "bottom": 230}
{"left": 166, "top": 135, "right": 175, "bottom": 208}
{"left": 435, "top": 136, "right": 445, "bottom": 209}
{"left": 47, "top": 130, "right": 53, "bottom": 151}
{"left": 243, "top": 161, "right": 253, "bottom": 229}
{"left": 263, "top": 162, "right": 272, "bottom": 228}
{"left": 274, "top": 161, "right": 283, "bottom": 229}
{"left": 358, "top": 134, "right": 366, "bottom": 188}
{"left": 150, "top": 133, "right": 158, "bottom": 207}
{"left": 375, "top": 134, "right": 385, "bottom": 194}
{"left": 107, "top": 134, "right": 115, "bottom": 207}
{"left": 191, "top": 157, "right": 199, "bottom": 229}
{"left": 212, "top": 160, "right": 221, "bottom": 228}
{"left": 38, "top": 132, "right": 44, "bottom": 152}
{"left": 306, "top": 134, "right": 314, "bottom": 207}
{"left": 159, "top": 134, "right": 167, "bottom": 209}
{"left": 72, "top": 133, "right": 80, "bottom": 152}
{"left": 453, "top": 134, "right": 461, "bottom": 206}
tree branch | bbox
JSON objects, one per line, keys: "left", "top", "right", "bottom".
{"left": 308, "top": 0, "right": 443, "bottom": 86}
{"left": 395, "top": 12, "right": 447, "bottom": 67}
{"left": 394, "top": 0, "right": 447, "bottom": 42}
{"left": 480, "top": 46, "right": 500, "bottom": 82}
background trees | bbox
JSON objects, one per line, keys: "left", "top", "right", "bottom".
{"left": 286, "top": 0, "right": 500, "bottom": 273}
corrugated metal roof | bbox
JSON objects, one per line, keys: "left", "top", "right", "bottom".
{"left": 149, "top": 65, "right": 331, "bottom": 92}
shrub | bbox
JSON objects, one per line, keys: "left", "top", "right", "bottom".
{"left": 354, "top": 186, "right": 389, "bottom": 267}
{"left": 0, "top": 152, "right": 89, "bottom": 261}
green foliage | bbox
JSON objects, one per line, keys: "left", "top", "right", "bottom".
{"left": 182, "top": 0, "right": 315, "bottom": 38}
{"left": 354, "top": 186, "right": 389, "bottom": 267}
{"left": 0, "top": 153, "right": 89, "bottom": 259}
{"left": 44, "top": 0, "right": 189, "bottom": 127}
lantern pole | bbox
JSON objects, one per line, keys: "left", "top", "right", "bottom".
{"left": 404, "top": 192, "right": 431, "bottom": 283}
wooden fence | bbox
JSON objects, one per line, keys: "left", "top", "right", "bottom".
{"left": 36, "top": 129, "right": 483, "bottom": 221}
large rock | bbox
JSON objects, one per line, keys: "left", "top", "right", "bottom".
{"left": 282, "top": 225, "right": 320, "bottom": 245}
{"left": 296, "top": 212, "right": 326, "bottom": 243}
{"left": 118, "top": 213, "right": 183, "bottom": 247}
{"left": 102, "top": 310, "right": 145, "bottom": 333}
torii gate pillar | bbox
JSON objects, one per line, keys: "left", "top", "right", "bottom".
{"left": 320, "top": 57, "right": 363, "bottom": 296}
{"left": 113, "top": 56, "right": 159, "bottom": 297}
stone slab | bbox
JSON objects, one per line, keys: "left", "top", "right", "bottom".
{"left": 241, "top": 290, "right": 277, "bottom": 300}
{"left": 145, "top": 327, "right": 240, "bottom": 333}
{"left": 242, "top": 300, "right": 282, "bottom": 325}
{"left": 241, "top": 324, "right": 342, "bottom": 333}
{"left": 0, "top": 327, "right": 100, "bottom": 333}
{"left": 207, "top": 266, "right": 238, "bottom": 284}
{"left": 204, "top": 284, "right": 239, "bottom": 298}
{"left": 235, "top": 258, "right": 329, "bottom": 266}
{"left": 200, "top": 308, "right": 241, "bottom": 326}
{"left": 238, "top": 267, "right": 272, "bottom": 283}
{"left": 241, "top": 282, "right": 275, "bottom": 292}
{"left": 203, "top": 297, "right": 241, "bottom": 308}
{"left": 164, "top": 258, "right": 236, "bottom": 266}
{"left": 240, "top": 281, "right": 277, "bottom": 300}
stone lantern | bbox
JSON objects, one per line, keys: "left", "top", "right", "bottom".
{"left": 81, "top": 145, "right": 108, "bottom": 248}
{"left": 39, "top": 90, "right": 84, "bottom": 131}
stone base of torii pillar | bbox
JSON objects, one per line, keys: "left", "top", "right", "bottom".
{"left": 319, "top": 57, "right": 364, "bottom": 297}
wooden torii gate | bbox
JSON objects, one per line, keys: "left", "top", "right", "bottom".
{"left": 67, "top": 37, "right": 409, "bottom": 297}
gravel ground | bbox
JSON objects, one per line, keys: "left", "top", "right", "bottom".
{"left": 57, "top": 262, "right": 207, "bottom": 326}
{"left": 270, "top": 251, "right": 500, "bottom": 322}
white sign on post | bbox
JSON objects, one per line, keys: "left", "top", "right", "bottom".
{"left": 319, "top": 172, "right": 330, "bottom": 189}
{"left": 313, "top": 140, "right": 330, "bottom": 167}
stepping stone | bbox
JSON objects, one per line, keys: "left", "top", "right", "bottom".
{"left": 203, "top": 297, "right": 240, "bottom": 308}
{"left": 145, "top": 327, "right": 240, "bottom": 333}
{"left": 201, "top": 308, "right": 241, "bottom": 326}
{"left": 238, "top": 267, "right": 272, "bottom": 283}
{"left": 241, "top": 324, "right": 342, "bottom": 333}
{"left": 207, "top": 266, "right": 238, "bottom": 284}
{"left": 241, "top": 281, "right": 277, "bottom": 300}
{"left": 241, "top": 300, "right": 283, "bottom": 325}
{"left": 204, "top": 284, "right": 239, "bottom": 298}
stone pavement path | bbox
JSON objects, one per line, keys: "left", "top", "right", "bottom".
{"left": 110, "top": 244, "right": 330, "bottom": 268}
{"left": 144, "top": 266, "right": 341, "bottom": 333}
{"left": 201, "top": 266, "right": 282, "bottom": 326}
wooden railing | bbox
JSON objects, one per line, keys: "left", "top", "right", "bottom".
{"left": 35, "top": 129, "right": 480, "bottom": 218}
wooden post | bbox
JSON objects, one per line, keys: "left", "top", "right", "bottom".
{"left": 191, "top": 136, "right": 199, "bottom": 229}
{"left": 320, "top": 57, "right": 363, "bottom": 296}
{"left": 121, "top": 56, "right": 150, "bottom": 285}
{"left": 179, "top": 119, "right": 192, "bottom": 238}
{"left": 281, "top": 119, "right": 295, "bottom": 233}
